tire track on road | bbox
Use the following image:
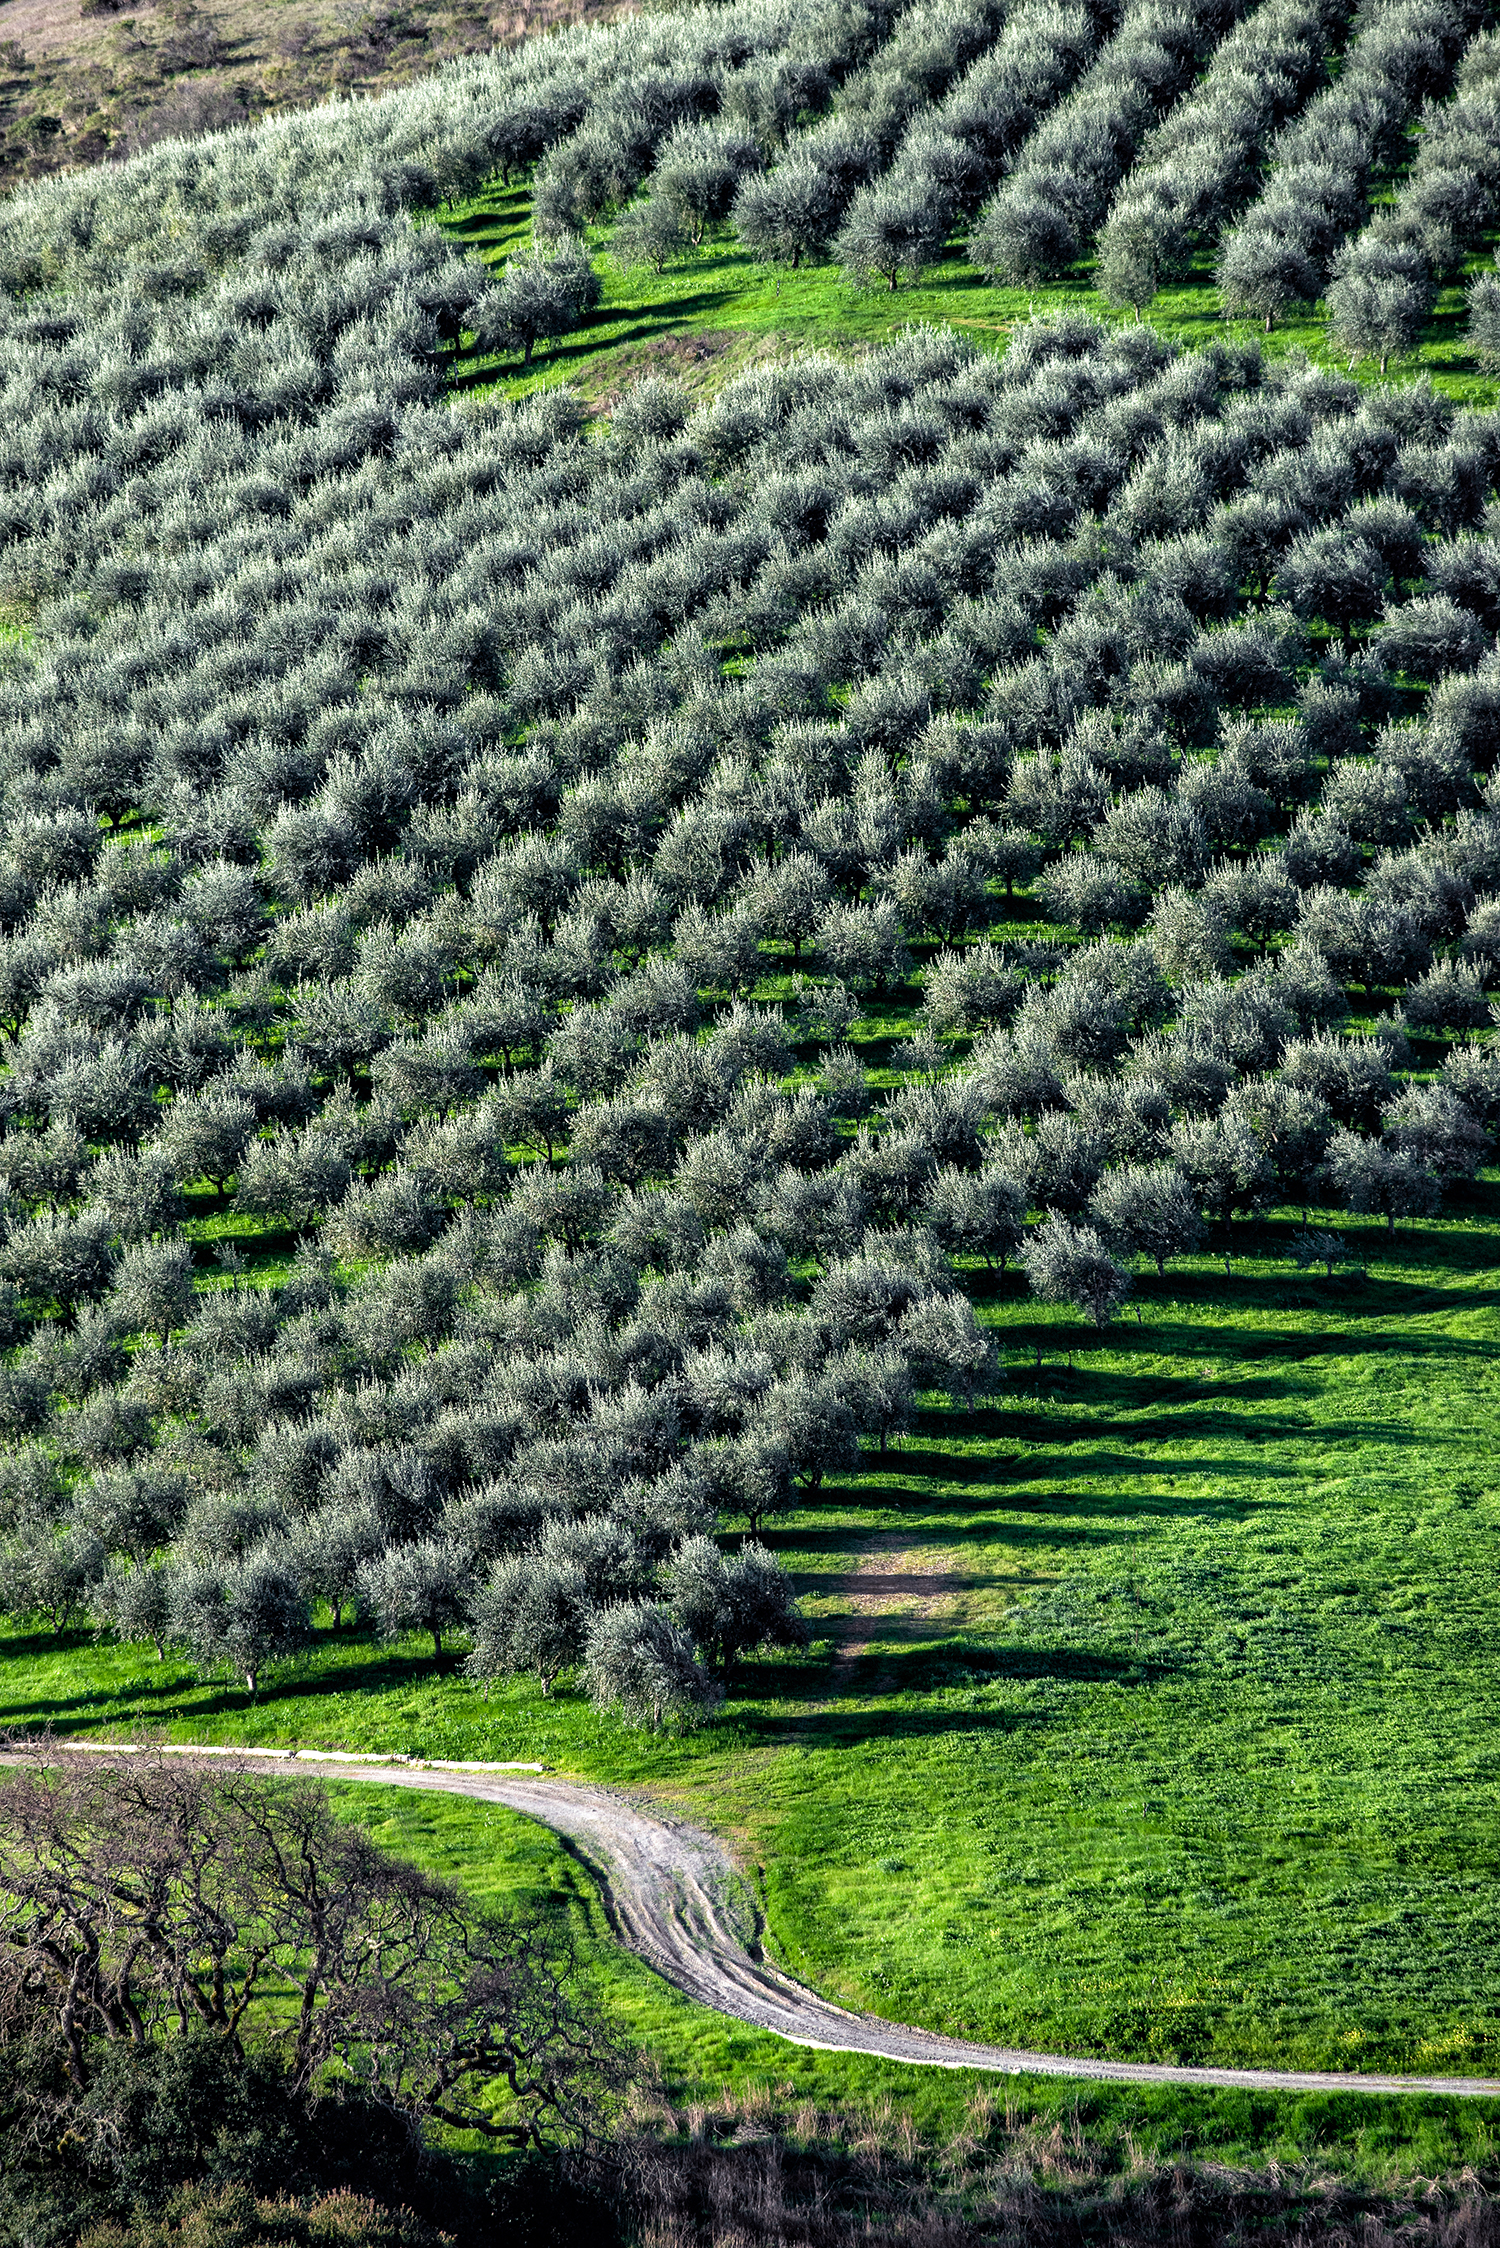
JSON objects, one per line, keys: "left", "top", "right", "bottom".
{"left": 14, "top": 1740, "right": 1500, "bottom": 2100}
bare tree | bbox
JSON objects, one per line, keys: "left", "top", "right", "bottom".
{"left": 0, "top": 1753, "right": 625, "bottom": 2147}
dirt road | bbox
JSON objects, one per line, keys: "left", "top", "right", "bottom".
{"left": 16, "top": 1742, "right": 1500, "bottom": 2100}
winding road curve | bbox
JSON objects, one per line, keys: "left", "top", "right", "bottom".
{"left": 17, "top": 1741, "right": 1500, "bottom": 2101}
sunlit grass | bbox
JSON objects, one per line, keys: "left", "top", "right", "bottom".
{"left": 11, "top": 1181, "right": 1500, "bottom": 2080}
{"left": 433, "top": 185, "right": 1500, "bottom": 412}
{"left": 316, "top": 1782, "right": 1500, "bottom": 2183}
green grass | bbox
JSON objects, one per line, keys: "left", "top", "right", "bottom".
{"left": 433, "top": 183, "right": 1500, "bottom": 412}
{"left": 10, "top": 160, "right": 1500, "bottom": 2174}
{"left": 11, "top": 1187, "right": 1500, "bottom": 2087}
{"left": 10, "top": 938, "right": 1500, "bottom": 2098}
{"left": 308, "top": 1780, "right": 1500, "bottom": 2187}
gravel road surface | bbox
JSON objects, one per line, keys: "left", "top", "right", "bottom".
{"left": 16, "top": 1743, "right": 1499, "bottom": 2100}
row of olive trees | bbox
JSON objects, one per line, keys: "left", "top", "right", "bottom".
{"left": 1093, "top": 0, "right": 1351, "bottom": 317}
{"left": 1215, "top": 0, "right": 1479, "bottom": 340}
{"left": 524, "top": 0, "right": 1499, "bottom": 378}
{"left": 966, "top": 0, "right": 1243, "bottom": 292}
{"left": 727, "top": 0, "right": 1097, "bottom": 285}
{"left": 0, "top": 0, "right": 830, "bottom": 293}
{"left": 527, "top": 0, "right": 921, "bottom": 245}
{"left": 61, "top": 1515, "right": 803, "bottom": 1728}
{"left": 10, "top": 303, "right": 1487, "bottom": 878}
{"left": 1328, "top": 25, "right": 1500, "bottom": 374}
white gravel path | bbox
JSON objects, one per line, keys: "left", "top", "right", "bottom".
{"left": 16, "top": 1741, "right": 1500, "bottom": 2100}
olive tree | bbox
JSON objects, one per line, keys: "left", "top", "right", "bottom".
{"left": 465, "top": 1550, "right": 589, "bottom": 1696}
{"left": 1224, "top": 1076, "right": 1334, "bottom": 1218}
{"left": 1216, "top": 226, "right": 1319, "bottom": 330}
{"left": 1088, "top": 1163, "right": 1205, "bottom": 1276}
{"left": 1381, "top": 1083, "right": 1489, "bottom": 1180}
{"left": 1322, "top": 1127, "right": 1443, "bottom": 1233}
{"left": 898, "top": 1290, "right": 1000, "bottom": 1409}
{"left": 662, "top": 1535, "right": 806, "bottom": 1674}
{"left": 650, "top": 120, "right": 763, "bottom": 244}
{"left": 1020, "top": 1215, "right": 1132, "bottom": 1329}
{"left": 1167, "top": 1113, "right": 1274, "bottom": 1258}
{"left": 732, "top": 155, "right": 836, "bottom": 272}
{"left": 237, "top": 1129, "right": 353, "bottom": 1235}
{"left": 1469, "top": 257, "right": 1500, "bottom": 369}
{"left": 836, "top": 179, "right": 949, "bottom": 291}
{"left": 0, "top": 1521, "right": 104, "bottom": 1634}
{"left": 153, "top": 1090, "right": 259, "bottom": 1194}
{"left": 583, "top": 1599, "right": 719, "bottom": 1730}
{"left": 1326, "top": 234, "right": 1435, "bottom": 374}
{"left": 105, "top": 1236, "right": 196, "bottom": 1347}
{"left": 922, "top": 1163, "right": 1027, "bottom": 1268}
{"left": 691, "top": 1430, "right": 795, "bottom": 1540}
{"left": 70, "top": 1462, "right": 188, "bottom": 1566}
{"left": 471, "top": 237, "right": 601, "bottom": 366}
{"left": 92, "top": 1557, "right": 171, "bottom": 1658}
{"left": 1291, "top": 1228, "right": 1352, "bottom": 1277}
{"left": 166, "top": 1548, "right": 311, "bottom": 1696}
{"left": 816, "top": 899, "right": 913, "bottom": 993}
{"left": 356, "top": 1538, "right": 473, "bottom": 1667}
{"left": 289, "top": 1501, "right": 385, "bottom": 1631}
{"left": 611, "top": 196, "right": 687, "bottom": 275}
{"left": 1096, "top": 195, "right": 1189, "bottom": 318}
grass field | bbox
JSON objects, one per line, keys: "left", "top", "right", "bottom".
{"left": 7, "top": 160, "right": 1500, "bottom": 2194}
{"left": 304, "top": 1780, "right": 1500, "bottom": 2190}
{"left": 10, "top": 1169, "right": 1500, "bottom": 2090}
{"left": 437, "top": 183, "right": 1500, "bottom": 414}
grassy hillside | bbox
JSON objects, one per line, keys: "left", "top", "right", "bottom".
{"left": 443, "top": 186, "right": 1500, "bottom": 416}
{"left": 0, "top": 0, "right": 1498, "bottom": 2173}
{"left": 309, "top": 1777, "right": 1500, "bottom": 2186}
{"left": 12, "top": 1189, "right": 1500, "bottom": 2078}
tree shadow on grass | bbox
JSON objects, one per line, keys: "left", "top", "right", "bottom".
{"left": 779, "top": 1519, "right": 1189, "bottom": 1573}
{"left": 820, "top": 1474, "right": 1284, "bottom": 1524}
{"left": 450, "top": 291, "right": 741, "bottom": 391}
{"left": 1008, "top": 1364, "right": 1457, "bottom": 1429}
{"left": 941, "top": 1484, "right": 1281, "bottom": 1520}
{"left": 0, "top": 1639, "right": 451, "bottom": 1734}
{"left": 447, "top": 196, "right": 529, "bottom": 235}
{"left": 866, "top": 1639, "right": 1170, "bottom": 1691}
{"left": 861, "top": 1396, "right": 1431, "bottom": 1473}
{"left": 855, "top": 1435, "right": 1299, "bottom": 1484}
{"left": 735, "top": 1695, "right": 1056, "bottom": 1748}
{"left": 0, "top": 1669, "right": 237, "bottom": 1729}
{"left": 761, "top": 1646, "right": 1158, "bottom": 1743}
{"left": 0, "top": 1623, "right": 98, "bottom": 1663}
{"left": 1121, "top": 1281, "right": 1498, "bottom": 1329}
